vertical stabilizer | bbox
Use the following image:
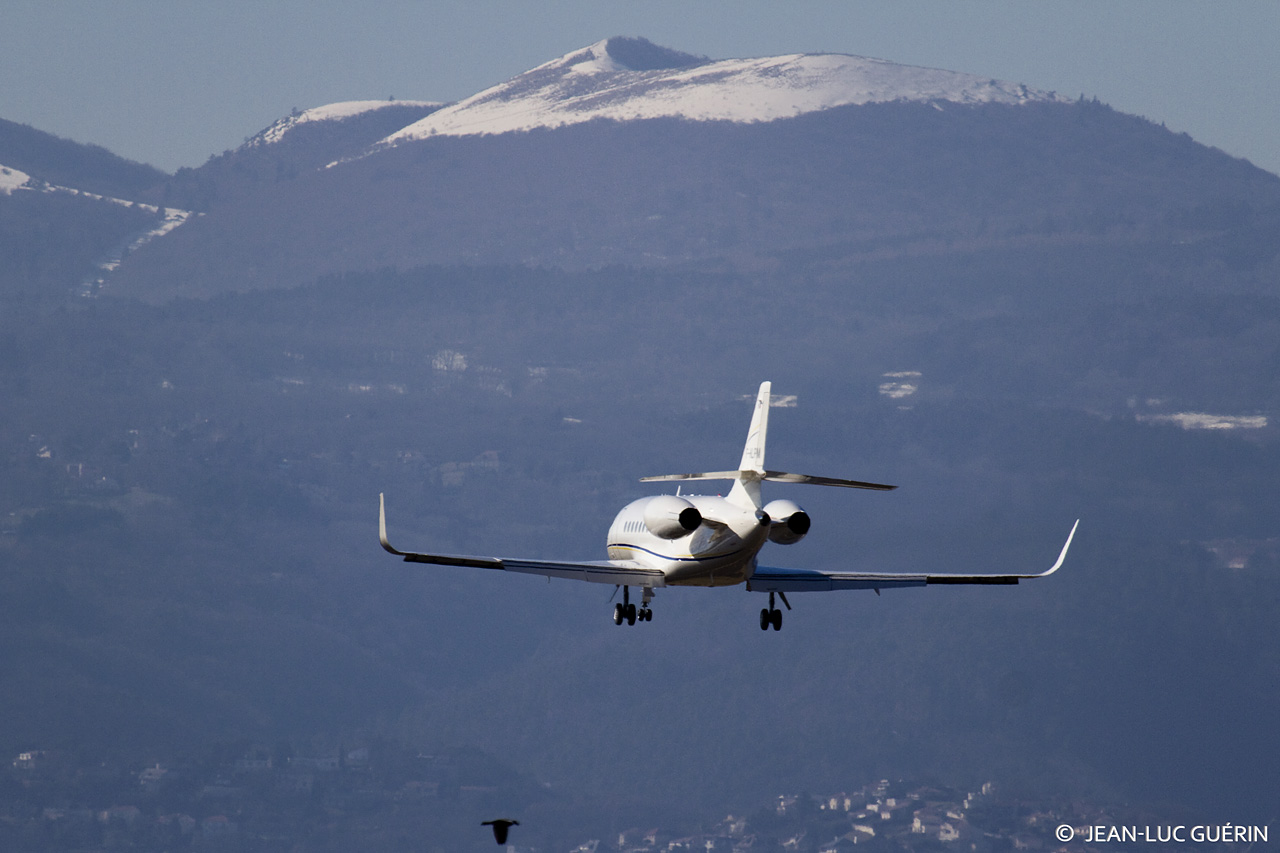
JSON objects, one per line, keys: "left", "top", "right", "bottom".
{"left": 728, "top": 382, "right": 771, "bottom": 508}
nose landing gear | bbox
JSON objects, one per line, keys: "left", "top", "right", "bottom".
{"left": 612, "top": 586, "right": 654, "bottom": 626}
{"left": 759, "top": 591, "right": 789, "bottom": 631}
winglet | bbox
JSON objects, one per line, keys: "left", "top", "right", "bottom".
{"left": 379, "top": 493, "right": 406, "bottom": 556}
{"left": 1037, "top": 518, "right": 1079, "bottom": 578}
{"left": 924, "top": 519, "right": 1078, "bottom": 586}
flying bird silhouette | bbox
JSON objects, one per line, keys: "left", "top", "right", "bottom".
{"left": 482, "top": 819, "right": 519, "bottom": 845}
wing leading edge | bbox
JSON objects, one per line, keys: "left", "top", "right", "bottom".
{"left": 379, "top": 494, "right": 664, "bottom": 587}
{"left": 747, "top": 520, "right": 1079, "bottom": 593}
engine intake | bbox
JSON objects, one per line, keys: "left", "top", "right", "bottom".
{"left": 763, "top": 499, "right": 810, "bottom": 545}
{"left": 642, "top": 495, "right": 702, "bottom": 539}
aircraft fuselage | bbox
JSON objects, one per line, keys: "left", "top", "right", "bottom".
{"left": 606, "top": 495, "right": 769, "bottom": 587}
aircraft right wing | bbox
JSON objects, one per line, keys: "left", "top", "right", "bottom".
{"left": 378, "top": 494, "right": 665, "bottom": 587}
{"left": 747, "top": 520, "right": 1078, "bottom": 592}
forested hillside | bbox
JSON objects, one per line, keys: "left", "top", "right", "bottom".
{"left": 112, "top": 100, "right": 1280, "bottom": 301}
{"left": 2, "top": 261, "right": 1277, "bottom": 823}
{"left": 0, "top": 118, "right": 167, "bottom": 200}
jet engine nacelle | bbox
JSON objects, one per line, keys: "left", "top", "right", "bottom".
{"left": 642, "top": 495, "right": 702, "bottom": 539}
{"left": 763, "top": 499, "right": 811, "bottom": 545}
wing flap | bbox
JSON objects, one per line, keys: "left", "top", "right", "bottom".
{"left": 502, "top": 558, "right": 664, "bottom": 586}
{"left": 748, "top": 567, "right": 926, "bottom": 592}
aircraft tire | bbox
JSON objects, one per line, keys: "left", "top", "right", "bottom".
{"left": 771, "top": 608, "right": 783, "bottom": 631}
{"left": 614, "top": 603, "right": 625, "bottom": 625}
{"left": 626, "top": 603, "right": 637, "bottom": 625}
{"left": 760, "top": 609, "right": 770, "bottom": 630}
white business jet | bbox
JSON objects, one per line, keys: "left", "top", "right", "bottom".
{"left": 380, "top": 382, "right": 1077, "bottom": 630}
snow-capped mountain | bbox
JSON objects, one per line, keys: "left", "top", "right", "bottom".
{"left": 108, "top": 34, "right": 1277, "bottom": 303}
{"left": 249, "top": 99, "right": 442, "bottom": 148}
{"left": 378, "top": 36, "right": 1065, "bottom": 146}
{"left": 160, "top": 99, "right": 443, "bottom": 212}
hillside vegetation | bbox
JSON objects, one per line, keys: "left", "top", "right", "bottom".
{"left": 2, "top": 69, "right": 1278, "bottom": 836}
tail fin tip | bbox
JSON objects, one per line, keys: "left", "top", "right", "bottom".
{"left": 737, "top": 381, "right": 771, "bottom": 473}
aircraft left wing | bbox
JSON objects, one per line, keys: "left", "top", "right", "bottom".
{"left": 747, "top": 520, "right": 1078, "bottom": 592}
{"left": 379, "top": 494, "right": 665, "bottom": 587}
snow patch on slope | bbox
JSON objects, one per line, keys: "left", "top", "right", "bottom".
{"left": 381, "top": 37, "right": 1066, "bottom": 145}
{"left": 252, "top": 100, "right": 442, "bottom": 147}
{"left": 84, "top": 205, "right": 197, "bottom": 296}
{"left": 0, "top": 162, "right": 198, "bottom": 295}
{"left": 1, "top": 163, "right": 31, "bottom": 194}
{"left": 1137, "top": 412, "right": 1268, "bottom": 430}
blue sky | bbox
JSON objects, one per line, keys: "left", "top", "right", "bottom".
{"left": 3, "top": 1, "right": 1277, "bottom": 176}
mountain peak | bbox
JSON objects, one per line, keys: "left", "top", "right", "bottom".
{"left": 376, "top": 38, "right": 1066, "bottom": 148}
{"left": 584, "top": 37, "right": 708, "bottom": 72}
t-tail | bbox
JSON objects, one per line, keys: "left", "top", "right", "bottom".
{"left": 640, "top": 381, "right": 897, "bottom": 508}
{"left": 726, "top": 380, "right": 772, "bottom": 508}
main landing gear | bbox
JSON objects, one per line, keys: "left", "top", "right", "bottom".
{"left": 759, "top": 591, "right": 790, "bottom": 631}
{"left": 612, "top": 586, "right": 653, "bottom": 626}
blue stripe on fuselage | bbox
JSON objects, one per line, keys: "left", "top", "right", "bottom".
{"left": 606, "top": 542, "right": 748, "bottom": 564}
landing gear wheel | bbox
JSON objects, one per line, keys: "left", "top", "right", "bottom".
{"left": 770, "top": 608, "right": 783, "bottom": 631}
{"left": 760, "top": 608, "right": 771, "bottom": 631}
{"left": 613, "top": 603, "right": 625, "bottom": 626}
{"left": 626, "top": 603, "right": 637, "bottom": 626}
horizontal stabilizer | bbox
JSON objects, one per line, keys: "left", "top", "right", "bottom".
{"left": 641, "top": 470, "right": 896, "bottom": 491}
{"left": 641, "top": 470, "right": 741, "bottom": 483}
{"left": 761, "top": 471, "right": 896, "bottom": 490}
